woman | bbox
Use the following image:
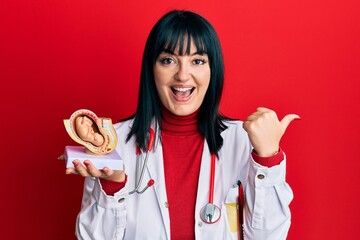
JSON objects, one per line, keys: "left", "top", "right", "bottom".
{"left": 67, "top": 10, "right": 299, "bottom": 240}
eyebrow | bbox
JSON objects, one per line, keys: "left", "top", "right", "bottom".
{"left": 161, "top": 49, "right": 207, "bottom": 56}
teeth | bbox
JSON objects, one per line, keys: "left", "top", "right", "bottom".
{"left": 173, "top": 87, "right": 192, "bottom": 92}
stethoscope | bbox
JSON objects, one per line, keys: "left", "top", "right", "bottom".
{"left": 129, "top": 128, "right": 221, "bottom": 224}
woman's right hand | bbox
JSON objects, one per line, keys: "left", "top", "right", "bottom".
{"left": 66, "top": 160, "right": 126, "bottom": 182}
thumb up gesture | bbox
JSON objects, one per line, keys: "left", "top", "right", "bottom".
{"left": 243, "top": 107, "right": 300, "bottom": 157}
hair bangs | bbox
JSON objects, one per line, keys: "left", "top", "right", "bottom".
{"left": 154, "top": 19, "right": 208, "bottom": 59}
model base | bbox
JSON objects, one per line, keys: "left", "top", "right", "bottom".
{"left": 64, "top": 146, "right": 123, "bottom": 170}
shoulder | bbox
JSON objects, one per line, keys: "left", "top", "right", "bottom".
{"left": 222, "top": 119, "right": 247, "bottom": 138}
{"left": 113, "top": 118, "right": 137, "bottom": 155}
{"left": 114, "top": 118, "right": 134, "bottom": 133}
{"left": 221, "top": 119, "right": 251, "bottom": 147}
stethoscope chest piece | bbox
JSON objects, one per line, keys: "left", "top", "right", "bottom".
{"left": 199, "top": 153, "right": 221, "bottom": 224}
{"left": 200, "top": 203, "right": 221, "bottom": 223}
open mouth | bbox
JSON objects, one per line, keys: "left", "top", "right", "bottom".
{"left": 171, "top": 87, "right": 195, "bottom": 101}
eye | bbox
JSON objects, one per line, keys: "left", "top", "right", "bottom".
{"left": 159, "top": 57, "right": 175, "bottom": 65}
{"left": 193, "top": 58, "right": 207, "bottom": 65}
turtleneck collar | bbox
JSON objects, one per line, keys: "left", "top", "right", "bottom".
{"left": 160, "top": 105, "right": 200, "bottom": 136}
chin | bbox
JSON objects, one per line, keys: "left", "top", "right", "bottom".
{"left": 170, "top": 105, "right": 198, "bottom": 116}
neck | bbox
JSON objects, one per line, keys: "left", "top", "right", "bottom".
{"left": 160, "top": 106, "right": 199, "bottom": 136}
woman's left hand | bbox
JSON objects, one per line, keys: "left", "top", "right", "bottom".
{"left": 243, "top": 107, "right": 300, "bottom": 157}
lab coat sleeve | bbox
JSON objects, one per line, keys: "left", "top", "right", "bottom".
{"left": 75, "top": 177, "right": 128, "bottom": 240}
{"left": 243, "top": 154, "right": 293, "bottom": 240}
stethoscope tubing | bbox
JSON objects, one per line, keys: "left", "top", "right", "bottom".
{"left": 129, "top": 151, "right": 150, "bottom": 194}
{"left": 129, "top": 129, "right": 155, "bottom": 195}
{"left": 209, "top": 153, "right": 216, "bottom": 204}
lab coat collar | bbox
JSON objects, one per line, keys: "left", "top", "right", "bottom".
{"left": 126, "top": 117, "right": 231, "bottom": 161}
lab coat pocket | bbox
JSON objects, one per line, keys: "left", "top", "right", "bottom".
{"left": 224, "top": 187, "right": 240, "bottom": 238}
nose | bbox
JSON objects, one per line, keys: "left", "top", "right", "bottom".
{"left": 174, "top": 62, "right": 190, "bottom": 82}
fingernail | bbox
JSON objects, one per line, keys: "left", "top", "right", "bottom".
{"left": 84, "top": 161, "right": 90, "bottom": 167}
{"left": 73, "top": 161, "right": 79, "bottom": 167}
{"left": 103, "top": 168, "right": 108, "bottom": 174}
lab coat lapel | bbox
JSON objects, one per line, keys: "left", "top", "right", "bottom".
{"left": 145, "top": 138, "right": 171, "bottom": 239}
{"left": 195, "top": 141, "right": 212, "bottom": 218}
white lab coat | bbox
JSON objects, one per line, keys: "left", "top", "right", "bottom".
{"left": 76, "top": 119, "right": 293, "bottom": 240}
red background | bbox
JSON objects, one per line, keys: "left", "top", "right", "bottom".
{"left": 1, "top": 0, "right": 359, "bottom": 239}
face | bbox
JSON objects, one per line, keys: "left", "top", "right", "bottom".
{"left": 153, "top": 41, "right": 211, "bottom": 116}
{"left": 75, "top": 116, "right": 105, "bottom": 147}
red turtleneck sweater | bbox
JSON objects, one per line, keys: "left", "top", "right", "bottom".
{"left": 161, "top": 107, "right": 204, "bottom": 240}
